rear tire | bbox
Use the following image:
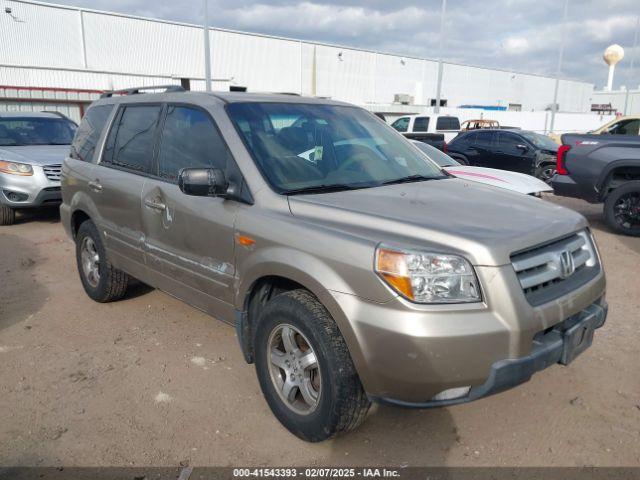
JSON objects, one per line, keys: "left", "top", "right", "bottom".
{"left": 75, "top": 220, "right": 130, "bottom": 302}
{"left": 0, "top": 204, "right": 16, "bottom": 226}
{"left": 254, "top": 289, "right": 370, "bottom": 442}
{"left": 603, "top": 181, "right": 640, "bottom": 236}
{"left": 452, "top": 155, "right": 469, "bottom": 166}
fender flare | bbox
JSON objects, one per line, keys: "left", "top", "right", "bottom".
{"left": 596, "top": 160, "right": 640, "bottom": 196}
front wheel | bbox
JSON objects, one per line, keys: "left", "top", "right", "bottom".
{"left": 603, "top": 181, "right": 640, "bottom": 236}
{"left": 254, "top": 290, "right": 370, "bottom": 442}
{"left": 535, "top": 163, "right": 556, "bottom": 183}
{"left": 0, "top": 204, "right": 16, "bottom": 226}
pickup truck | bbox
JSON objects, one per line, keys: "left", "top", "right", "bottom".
{"left": 390, "top": 114, "right": 461, "bottom": 150}
{"left": 552, "top": 133, "right": 640, "bottom": 236}
{"left": 549, "top": 115, "right": 640, "bottom": 144}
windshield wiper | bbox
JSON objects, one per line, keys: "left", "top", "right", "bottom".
{"left": 284, "top": 183, "right": 373, "bottom": 195}
{"left": 380, "top": 174, "right": 442, "bottom": 186}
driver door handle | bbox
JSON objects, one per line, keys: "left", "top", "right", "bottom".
{"left": 88, "top": 180, "right": 103, "bottom": 192}
{"left": 144, "top": 198, "right": 166, "bottom": 211}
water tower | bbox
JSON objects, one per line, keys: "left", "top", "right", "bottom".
{"left": 603, "top": 44, "right": 624, "bottom": 91}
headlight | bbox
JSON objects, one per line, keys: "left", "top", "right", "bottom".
{"left": 375, "top": 245, "right": 481, "bottom": 303}
{"left": 0, "top": 160, "right": 33, "bottom": 176}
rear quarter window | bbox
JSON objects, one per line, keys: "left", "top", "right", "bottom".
{"left": 70, "top": 105, "right": 113, "bottom": 162}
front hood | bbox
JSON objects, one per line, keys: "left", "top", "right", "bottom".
{"left": 0, "top": 145, "right": 70, "bottom": 166}
{"left": 443, "top": 165, "right": 552, "bottom": 194}
{"left": 288, "top": 178, "right": 586, "bottom": 266}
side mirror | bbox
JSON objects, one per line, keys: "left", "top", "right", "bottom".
{"left": 516, "top": 144, "right": 529, "bottom": 152}
{"left": 178, "top": 168, "right": 228, "bottom": 197}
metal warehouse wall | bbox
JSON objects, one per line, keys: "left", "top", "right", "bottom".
{"left": 1, "top": 0, "right": 594, "bottom": 112}
{"left": 591, "top": 89, "right": 640, "bottom": 115}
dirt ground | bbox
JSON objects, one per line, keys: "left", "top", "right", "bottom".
{"left": 0, "top": 194, "right": 638, "bottom": 468}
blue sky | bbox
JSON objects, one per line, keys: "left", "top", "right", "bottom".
{"left": 51, "top": 0, "right": 640, "bottom": 88}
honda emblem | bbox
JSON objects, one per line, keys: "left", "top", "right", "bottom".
{"left": 558, "top": 250, "right": 575, "bottom": 279}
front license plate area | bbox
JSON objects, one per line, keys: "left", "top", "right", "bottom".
{"left": 560, "top": 313, "right": 597, "bottom": 365}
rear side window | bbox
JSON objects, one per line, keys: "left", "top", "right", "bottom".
{"left": 102, "top": 105, "right": 161, "bottom": 173}
{"left": 413, "top": 117, "right": 429, "bottom": 132}
{"left": 455, "top": 131, "right": 477, "bottom": 146}
{"left": 70, "top": 105, "right": 112, "bottom": 162}
{"left": 391, "top": 117, "right": 409, "bottom": 132}
{"left": 475, "top": 131, "right": 496, "bottom": 147}
{"left": 157, "top": 106, "right": 233, "bottom": 181}
{"left": 436, "top": 117, "right": 461, "bottom": 130}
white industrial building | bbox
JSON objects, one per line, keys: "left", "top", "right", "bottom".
{"left": 1, "top": 0, "right": 598, "bottom": 124}
{"left": 591, "top": 88, "right": 640, "bottom": 115}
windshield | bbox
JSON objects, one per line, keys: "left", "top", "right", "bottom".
{"left": 519, "top": 131, "right": 558, "bottom": 151}
{"left": 0, "top": 117, "right": 76, "bottom": 146}
{"left": 227, "top": 103, "right": 446, "bottom": 194}
{"left": 411, "top": 141, "right": 460, "bottom": 167}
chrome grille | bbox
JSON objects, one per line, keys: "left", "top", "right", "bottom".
{"left": 43, "top": 164, "right": 62, "bottom": 182}
{"left": 511, "top": 230, "right": 599, "bottom": 305}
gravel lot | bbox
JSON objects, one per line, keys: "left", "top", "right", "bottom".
{"left": 1, "top": 194, "right": 638, "bottom": 467}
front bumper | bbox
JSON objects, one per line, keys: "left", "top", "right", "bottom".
{"left": 0, "top": 166, "right": 61, "bottom": 208}
{"left": 328, "top": 263, "right": 606, "bottom": 404}
{"left": 372, "top": 301, "right": 607, "bottom": 408}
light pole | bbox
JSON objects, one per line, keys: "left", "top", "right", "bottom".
{"left": 434, "top": 0, "right": 446, "bottom": 114}
{"left": 203, "top": 0, "right": 212, "bottom": 92}
{"left": 624, "top": 16, "right": 640, "bottom": 115}
{"left": 549, "top": 0, "right": 569, "bottom": 134}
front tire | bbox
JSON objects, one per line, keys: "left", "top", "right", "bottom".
{"left": 254, "top": 289, "right": 370, "bottom": 442}
{"left": 535, "top": 163, "right": 556, "bottom": 183}
{"left": 0, "top": 204, "right": 16, "bottom": 226}
{"left": 603, "top": 181, "right": 640, "bottom": 236}
{"left": 75, "top": 220, "right": 130, "bottom": 302}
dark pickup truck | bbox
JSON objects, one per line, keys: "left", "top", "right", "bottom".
{"left": 402, "top": 132, "right": 446, "bottom": 151}
{"left": 552, "top": 133, "right": 640, "bottom": 236}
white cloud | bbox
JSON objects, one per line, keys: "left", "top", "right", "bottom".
{"left": 503, "top": 37, "right": 531, "bottom": 55}
{"left": 583, "top": 15, "right": 638, "bottom": 42}
{"left": 222, "top": 2, "right": 430, "bottom": 38}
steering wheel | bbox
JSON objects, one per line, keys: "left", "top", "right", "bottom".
{"left": 337, "top": 153, "right": 370, "bottom": 174}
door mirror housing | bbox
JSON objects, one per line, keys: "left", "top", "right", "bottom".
{"left": 178, "top": 168, "right": 229, "bottom": 197}
{"left": 516, "top": 144, "right": 530, "bottom": 152}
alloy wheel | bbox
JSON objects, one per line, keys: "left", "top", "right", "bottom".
{"left": 613, "top": 192, "right": 640, "bottom": 230}
{"left": 267, "top": 324, "right": 321, "bottom": 415}
{"left": 80, "top": 236, "right": 100, "bottom": 288}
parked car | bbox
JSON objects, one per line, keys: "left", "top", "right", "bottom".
{"left": 553, "top": 133, "right": 640, "bottom": 236}
{"left": 61, "top": 87, "right": 607, "bottom": 442}
{"left": 460, "top": 119, "right": 499, "bottom": 131}
{"left": 390, "top": 114, "right": 461, "bottom": 149}
{"left": 447, "top": 129, "right": 559, "bottom": 182}
{"left": 0, "top": 111, "right": 77, "bottom": 225}
{"left": 410, "top": 140, "right": 552, "bottom": 196}
{"left": 549, "top": 115, "right": 640, "bottom": 144}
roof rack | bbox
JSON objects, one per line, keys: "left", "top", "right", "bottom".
{"left": 100, "top": 85, "right": 185, "bottom": 98}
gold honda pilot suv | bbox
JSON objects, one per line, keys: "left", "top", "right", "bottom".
{"left": 60, "top": 86, "right": 607, "bottom": 442}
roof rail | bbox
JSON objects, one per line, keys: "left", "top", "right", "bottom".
{"left": 100, "top": 85, "right": 185, "bottom": 98}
